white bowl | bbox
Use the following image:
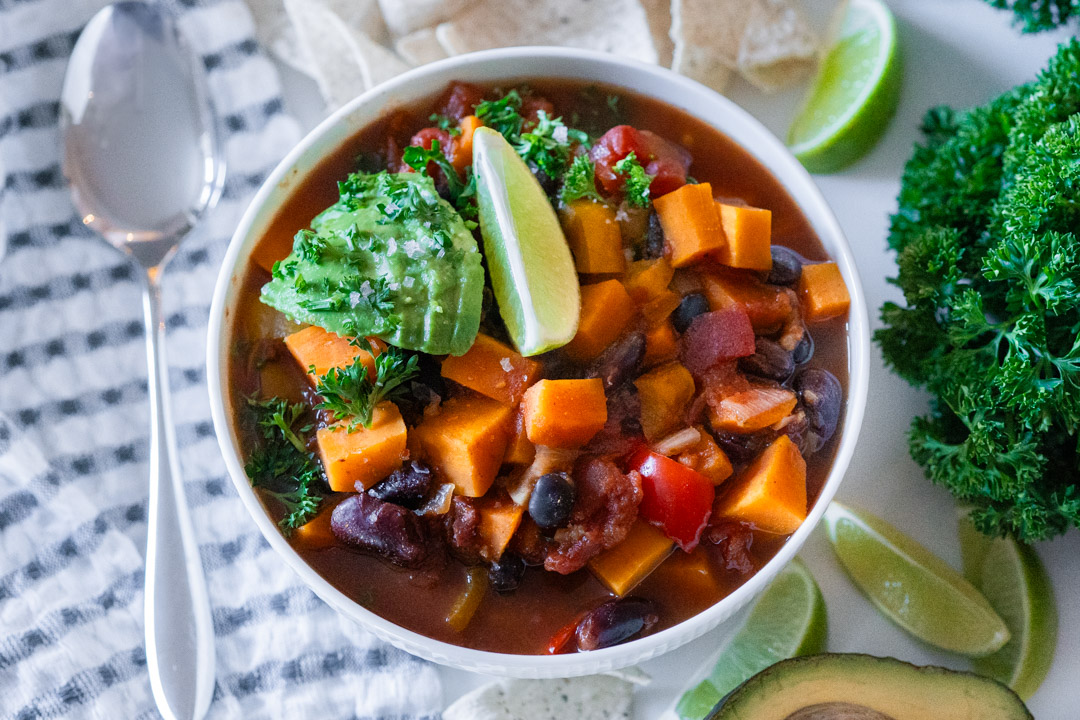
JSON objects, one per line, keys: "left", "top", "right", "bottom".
{"left": 207, "top": 46, "right": 870, "bottom": 678}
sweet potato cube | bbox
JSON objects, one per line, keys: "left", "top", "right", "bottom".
{"left": 451, "top": 114, "right": 482, "bottom": 173}
{"left": 589, "top": 520, "right": 675, "bottom": 596}
{"left": 560, "top": 200, "right": 627, "bottom": 274}
{"left": 634, "top": 362, "right": 696, "bottom": 441}
{"left": 702, "top": 271, "right": 793, "bottom": 333}
{"left": 522, "top": 379, "right": 608, "bottom": 448}
{"left": 441, "top": 333, "right": 542, "bottom": 405}
{"left": 624, "top": 258, "right": 675, "bottom": 304}
{"left": 411, "top": 393, "right": 514, "bottom": 497}
{"left": 643, "top": 320, "right": 678, "bottom": 368}
{"left": 504, "top": 408, "right": 536, "bottom": 465}
{"left": 676, "top": 430, "right": 734, "bottom": 485}
{"left": 562, "top": 279, "right": 636, "bottom": 362}
{"left": 654, "top": 546, "right": 719, "bottom": 596}
{"left": 653, "top": 182, "right": 726, "bottom": 268}
{"left": 799, "top": 261, "right": 851, "bottom": 322}
{"left": 713, "top": 434, "right": 807, "bottom": 534}
{"left": 251, "top": 232, "right": 294, "bottom": 274}
{"left": 709, "top": 387, "right": 797, "bottom": 433}
{"left": 316, "top": 403, "right": 407, "bottom": 492}
{"left": 284, "top": 325, "right": 378, "bottom": 384}
{"left": 291, "top": 507, "right": 337, "bottom": 550}
{"left": 641, "top": 290, "right": 682, "bottom": 327}
{"left": 476, "top": 499, "right": 526, "bottom": 562}
{"left": 715, "top": 202, "right": 772, "bottom": 271}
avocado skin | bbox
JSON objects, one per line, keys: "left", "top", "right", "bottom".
{"left": 708, "top": 653, "right": 1033, "bottom": 720}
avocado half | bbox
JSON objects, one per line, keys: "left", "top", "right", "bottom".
{"left": 709, "top": 653, "right": 1032, "bottom": 720}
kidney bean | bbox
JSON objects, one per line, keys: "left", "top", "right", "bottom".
{"left": 588, "top": 330, "right": 646, "bottom": 390}
{"left": 488, "top": 553, "right": 527, "bottom": 594}
{"left": 767, "top": 246, "right": 803, "bottom": 286}
{"left": 795, "top": 368, "right": 842, "bottom": 452}
{"left": 368, "top": 460, "right": 434, "bottom": 509}
{"left": 643, "top": 210, "right": 666, "bottom": 259}
{"left": 793, "top": 331, "right": 815, "bottom": 364}
{"left": 738, "top": 337, "right": 795, "bottom": 381}
{"left": 575, "top": 597, "right": 659, "bottom": 651}
{"left": 529, "top": 472, "right": 576, "bottom": 530}
{"left": 671, "top": 292, "right": 711, "bottom": 334}
{"left": 331, "top": 493, "right": 429, "bottom": 567}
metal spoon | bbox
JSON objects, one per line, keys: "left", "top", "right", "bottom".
{"left": 60, "top": 4, "right": 222, "bottom": 718}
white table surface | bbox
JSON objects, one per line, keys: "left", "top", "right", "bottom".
{"left": 275, "top": 1, "right": 1079, "bottom": 715}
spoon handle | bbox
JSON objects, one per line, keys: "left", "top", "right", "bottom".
{"left": 142, "top": 271, "right": 216, "bottom": 720}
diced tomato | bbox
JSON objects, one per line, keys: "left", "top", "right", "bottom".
{"left": 680, "top": 308, "right": 756, "bottom": 378}
{"left": 521, "top": 95, "right": 556, "bottom": 127}
{"left": 407, "top": 127, "right": 455, "bottom": 184}
{"left": 638, "top": 130, "right": 692, "bottom": 197}
{"left": 590, "top": 125, "right": 691, "bottom": 199}
{"left": 438, "top": 81, "right": 485, "bottom": 121}
{"left": 628, "top": 449, "right": 714, "bottom": 552}
{"left": 546, "top": 616, "right": 582, "bottom": 654}
{"left": 591, "top": 125, "right": 647, "bottom": 194}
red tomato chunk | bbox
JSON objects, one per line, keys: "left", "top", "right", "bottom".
{"left": 629, "top": 449, "right": 714, "bottom": 552}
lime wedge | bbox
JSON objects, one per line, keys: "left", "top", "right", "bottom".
{"left": 787, "top": 0, "right": 901, "bottom": 173}
{"left": 823, "top": 502, "right": 1009, "bottom": 656}
{"left": 958, "top": 508, "right": 1057, "bottom": 700}
{"left": 472, "top": 127, "right": 580, "bottom": 356}
{"left": 675, "top": 558, "right": 826, "bottom": 719}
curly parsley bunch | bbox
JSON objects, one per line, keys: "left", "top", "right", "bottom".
{"left": 986, "top": 0, "right": 1080, "bottom": 32}
{"left": 878, "top": 40, "right": 1080, "bottom": 541}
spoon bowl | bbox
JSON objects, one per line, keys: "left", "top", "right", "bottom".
{"left": 60, "top": 3, "right": 223, "bottom": 718}
{"left": 62, "top": 1, "right": 223, "bottom": 265}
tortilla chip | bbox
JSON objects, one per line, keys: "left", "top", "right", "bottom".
{"left": 377, "top": 0, "right": 472, "bottom": 37}
{"left": 443, "top": 676, "right": 634, "bottom": 720}
{"left": 433, "top": 0, "right": 657, "bottom": 64}
{"left": 396, "top": 28, "right": 450, "bottom": 66}
{"left": 641, "top": 0, "right": 675, "bottom": 67}
{"left": 284, "top": 0, "right": 412, "bottom": 109}
{"left": 670, "top": 0, "right": 754, "bottom": 93}
{"left": 250, "top": 0, "right": 391, "bottom": 77}
{"left": 737, "top": 0, "right": 819, "bottom": 92}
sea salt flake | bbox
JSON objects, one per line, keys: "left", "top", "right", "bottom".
{"left": 403, "top": 276, "right": 415, "bottom": 288}
{"left": 387, "top": 238, "right": 398, "bottom": 255}
{"left": 404, "top": 239, "right": 423, "bottom": 257}
{"left": 360, "top": 280, "right": 373, "bottom": 297}
{"left": 553, "top": 125, "right": 569, "bottom": 143}
{"left": 500, "top": 358, "right": 514, "bottom": 372}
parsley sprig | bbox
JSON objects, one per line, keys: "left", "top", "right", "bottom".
{"left": 314, "top": 339, "right": 420, "bottom": 431}
{"left": 560, "top": 155, "right": 604, "bottom": 204}
{"left": 402, "top": 139, "right": 477, "bottom": 221}
{"left": 613, "top": 151, "right": 654, "bottom": 208}
{"left": 244, "top": 397, "right": 323, "bottom": 534}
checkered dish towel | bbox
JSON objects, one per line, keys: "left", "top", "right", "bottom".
{"left": 0, "top": 0, "right": 442, "bottom": 717}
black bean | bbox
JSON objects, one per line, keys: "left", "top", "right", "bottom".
{"left": 794, "top": 368, "right": 842, "bottom": 453}
{"left": 738, "top": 337, "right": 795, "bottom": 381}
{"left": 529, "top": 472, "right": 575, "bottom": 530}
{"left": 588, "top": 330, "right": 646, "bottom": 390}
{"left": 368, "top": 460, "right": 434, "bottom": 509}
{"left": 671, "top": 293, "right": 710, "bottom": 334}
{"left": 331, "top": 493, "right": 429, "bottom": 567}
{"left": 793, "top": 331, "right": 814, "bottom": 365}
{"left": 644, "top": 211, "right": 665, "bottom": 259}
{"left": 767, "top": 246, "right": 803, "bottom": 286}
{"left": 529, "top": 160, "right": 559, "bottom": 198}
{"left": 712, "top": 429, "right": 772, "bottom": 465}
{"left": 489, "top": 554, "right": 526, "bottom": 594}
{"left": 575, "top": 597, "right": 659, "bottom": 651}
